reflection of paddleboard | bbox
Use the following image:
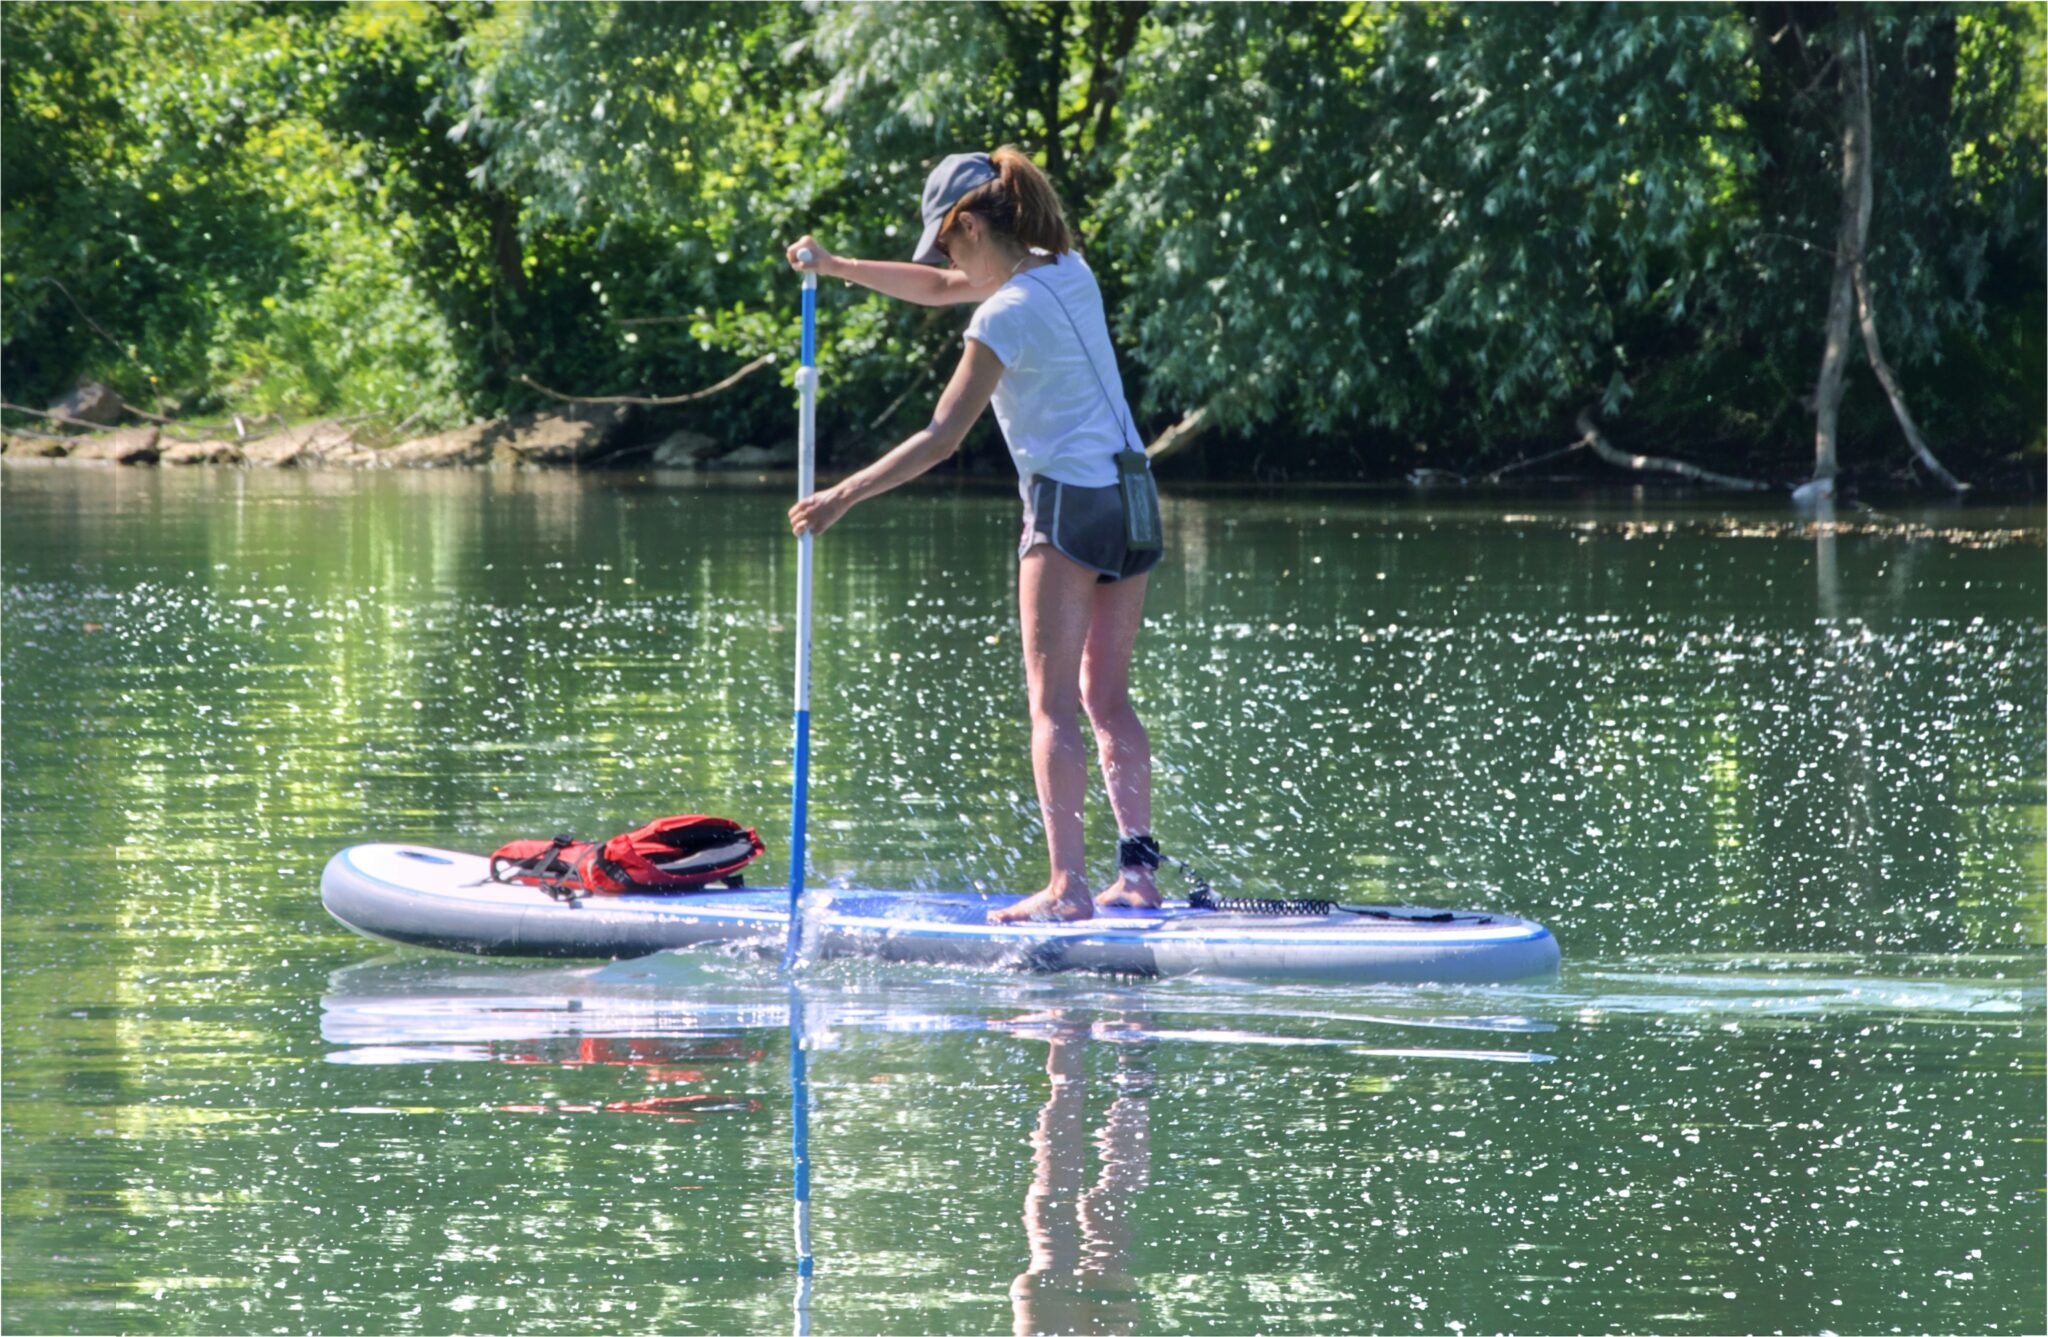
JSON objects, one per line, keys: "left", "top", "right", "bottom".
{"left": 320, "top": 844, "right": 1560, "bottom": 984}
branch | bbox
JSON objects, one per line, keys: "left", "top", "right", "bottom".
{"left": 866, "top": 365, "right": 936, "bottom": 434}
{"left": 0, "top": 400, "right": 87, "bottom": 427}
{"left": 1144, "top": 406, "right": 1210, "bottom": 463}
{"left": 0, "top": 399, "right": 172, "bottom": 434}
{"left": 1480, "top": 438, "right": 1589, "bottom": 482}
{"left": 1575, "top": 409, "right": 1770, "bottom": 491}
{"left": 26, "top": 277, "right": 167, "bottom": 417}
{"left": 517, "top": 353, "right": 776, "bottom": 407}
{"left": 1849, "top": 289, "right": 1965, "bottom": 494}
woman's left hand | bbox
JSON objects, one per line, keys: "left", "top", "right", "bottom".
{"left": 789, "top": 484, "right": 853, "bottom": 537}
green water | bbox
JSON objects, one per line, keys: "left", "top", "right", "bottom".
{"left": 3, "top": 465, "right": 2041, "bottom": 1336}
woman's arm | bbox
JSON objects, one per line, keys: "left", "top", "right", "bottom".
{"left": 786, "top": 235, "right": 1002, "bottom": 307}
{"left": 789, "top": 340, "right": 1006, "bottom": 536}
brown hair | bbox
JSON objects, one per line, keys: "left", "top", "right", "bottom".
{"left": 940, "top": 144, "right": 1074, "bottom": 256}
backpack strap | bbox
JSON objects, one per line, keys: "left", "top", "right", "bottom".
{"left": 489, "top": 832, "right": 578, "bottom": 885}
{"left": 489, "top": 833, "right": 593, "bottom": 903}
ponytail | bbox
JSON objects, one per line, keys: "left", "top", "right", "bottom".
{"left": 942, "top": 144, "right": 1074, "bottom": 255}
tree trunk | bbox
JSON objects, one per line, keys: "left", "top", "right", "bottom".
{"left": 1841, "top": 32, "right": 1968, "bottom": 492}
{"left": 1810, "top": 18, "right": 1869, "bottom": 485}
{"left": 1072, "top": 1, "right": 1148, "bottom": 217}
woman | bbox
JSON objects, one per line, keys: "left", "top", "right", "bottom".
{"left": 785, "top": 146, "right": 1163, "bottom": 924}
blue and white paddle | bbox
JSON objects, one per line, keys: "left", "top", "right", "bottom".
{"left": 785, "top": 248, "right": 820, "bottom": 1306}
{"left": 786, "top": 249, "right": 819, "bottom": 972}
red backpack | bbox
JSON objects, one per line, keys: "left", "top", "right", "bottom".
{"left": 490, "top": 816, "right": 764, "bottom": 900}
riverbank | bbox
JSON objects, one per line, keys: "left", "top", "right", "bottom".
{"left": 11, "top": 421, "right": 2044, "bottom": 510}
{"left": 0, "top": 401, "right": 802, "bottom": 473}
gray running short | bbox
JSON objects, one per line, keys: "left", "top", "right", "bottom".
{"left": 1019, "top": 474, "right": 1165, "bottom": 584}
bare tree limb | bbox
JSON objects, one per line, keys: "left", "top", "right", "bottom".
{"left": 1480, "top": 439, "right": 1589, "bottom": 482}
{"left": 866, "top": 366, "right": 936, "bottom": 434}
{"left": 1145, "top": 406, "right": 1209, "bottom": 462}
{"left": 1576, "top": 409, "right": 1770, "bottom": 491}
{"left": 388, "top": 406, "right": 430, "bottom": 440}
{"left": 1, "top": 400, "right": 88, "bottom": 426}
{"left": 0, "top": 399, "right": 178, "bottom": 435}
{"left": 27, "top": 277, "right": 167, "bottom": 417}
{"left": 517, "top": 354, "right": 776, "bottom": 407}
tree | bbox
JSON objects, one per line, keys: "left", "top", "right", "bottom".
{"left": 1744, "top": 2, "right": 2040, "bottom": 489}
{"left": 1104, "top": 4, "right": 1757, "bottom": 469}
{"left": 4, "top": 1, "right": 2037, "bottom": 482}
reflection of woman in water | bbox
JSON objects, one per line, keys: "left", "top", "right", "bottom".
{"left": 1001, "top": 1013, "right": 1153, "bottom": 1336}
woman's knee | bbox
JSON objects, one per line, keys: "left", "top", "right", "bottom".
{"left": 1029, "top": 687, "right": 1084, "bottom": 728}
{"left": 1080, "top": 673, "right": 1131, "bottom": 726}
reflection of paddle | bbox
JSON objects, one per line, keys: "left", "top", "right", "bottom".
{"left": 784, "top": 248, "right": 822, "bottom": 1323}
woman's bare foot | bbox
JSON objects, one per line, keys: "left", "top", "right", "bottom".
{"left": 1095, "top": 868, "right": 1161, "bottom": 909}
{"left": 991, "top": 878, "right": 1096, "bottom": 923}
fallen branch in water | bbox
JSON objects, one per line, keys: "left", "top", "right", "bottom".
{"left": 518, "top": 354, "right": 776, "bottom": 407}
{"left": 1575, "top": 409, "right": 1770, "bottom": 491}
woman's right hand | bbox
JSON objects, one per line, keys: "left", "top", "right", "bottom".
{"left": 789, "top": 482, "right": 854, "bottom": 538}
{"left": 786, "top": 236, "right": 836, "bottom": 275}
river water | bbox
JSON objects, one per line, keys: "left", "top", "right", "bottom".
{"left": 3, "top": 465, "right": 2041, "bottom": 1335}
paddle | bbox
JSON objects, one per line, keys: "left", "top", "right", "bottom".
{"left": 785, "top": 249, "right": 819, "bottom": 971}
{"left": 784, "top": 247, "right": 820, "bottom": 1310}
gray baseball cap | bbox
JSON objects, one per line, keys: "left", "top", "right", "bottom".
{"left": 911, "top": 152, "right": 998, "bottom": 266}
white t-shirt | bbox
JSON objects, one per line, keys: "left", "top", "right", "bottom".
{"left": 963, "top": 252, "right": 1137, "bottom": 490}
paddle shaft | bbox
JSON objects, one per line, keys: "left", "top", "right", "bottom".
{"left": 785, "top": 256, "right": 818, "bottom": 969}
{"left": 785, "top": 250, "right": 819, "bottom": 1294}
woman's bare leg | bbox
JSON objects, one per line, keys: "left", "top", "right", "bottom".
{"left": 991, "top": 545, "right": 1100, "bottom": 923}
{"left": 1081, "top": 573, "right": 1161, "bottom": 908}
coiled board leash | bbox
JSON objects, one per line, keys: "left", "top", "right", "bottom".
{"left": 1124, "top": 835, "right": 1479, "bottom": 923}
{"left": 1122, "top": 834, "right": 1333, "bottom": 916}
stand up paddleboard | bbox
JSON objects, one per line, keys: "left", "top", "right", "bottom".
{"left": 320, "top": 843, "right": 1558, "bottom": 984}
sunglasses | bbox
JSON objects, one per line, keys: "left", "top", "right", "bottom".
{"left": 935, "top": 205, "right": 977, "bottom": 265}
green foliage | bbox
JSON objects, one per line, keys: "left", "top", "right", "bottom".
{"left": 2, "top": 3, "right": 469, "bottom": 424}
{"left": 1108, "top": 6, "right": 1731, "bottom": 439}
{"left": 2, "top": 1, "right": 2039, "bottom": 480}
